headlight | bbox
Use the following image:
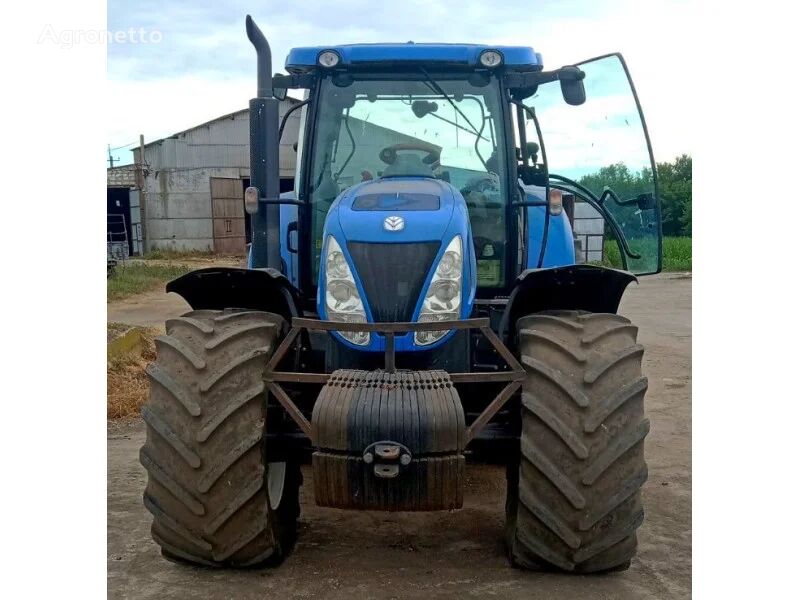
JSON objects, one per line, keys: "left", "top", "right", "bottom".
{"left": 323, "top": 236, "right": 369, "bottom": 345}
{"left": 415, "top": 236, "right": 462, "bottom": 346}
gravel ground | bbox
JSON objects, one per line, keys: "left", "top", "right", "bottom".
{"left": 107, "top": 273, "right": 691, "bottom": 599}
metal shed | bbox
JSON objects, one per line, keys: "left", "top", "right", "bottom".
{"left": 131, "top": 98, "right": 302, "bottom": 254}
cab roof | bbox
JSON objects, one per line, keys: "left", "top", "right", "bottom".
{"left": 285, "top": 43, "right": 543, "bottom": 73}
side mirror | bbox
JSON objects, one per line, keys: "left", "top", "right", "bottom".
{"left": 559, "top": 66, "right": 586, "bottom": 106}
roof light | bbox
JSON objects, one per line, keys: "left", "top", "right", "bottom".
{"left": 479, "top": 50, "right": 503, "bottom": 68}
{"left": 318, "top": 50, "right": 341, "bottom": 68}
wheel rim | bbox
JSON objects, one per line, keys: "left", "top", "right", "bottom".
{"left": 267, "top": 462, "right": 286, "bottom": 510}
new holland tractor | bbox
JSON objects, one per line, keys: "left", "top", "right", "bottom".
{"left": 140, "top": 15, "right": 662, "bottom": 573}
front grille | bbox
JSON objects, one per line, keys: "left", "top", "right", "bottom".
{"left": 348, "top": 242, "right": 440, "bottom": 322}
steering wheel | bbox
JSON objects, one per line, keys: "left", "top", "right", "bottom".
{"left": 461, "top": 173, "right": 502, "bottom": 209}
{"left": 379, "top": 142, "right": 441, "bottom": 169}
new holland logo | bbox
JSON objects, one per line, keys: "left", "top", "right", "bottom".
{"left": 383, "top": 216, "right": 405, "bottom": 232}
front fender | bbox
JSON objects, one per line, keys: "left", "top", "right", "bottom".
{"left": 499, "top": 265, "right": 637, "bottom": 342}
{"left": 166, "top": 267, "right": 301, "bottom": 321}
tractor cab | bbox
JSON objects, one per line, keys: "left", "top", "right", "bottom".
{"left": 255, "top": 39, "right": 661, "bottom": 352}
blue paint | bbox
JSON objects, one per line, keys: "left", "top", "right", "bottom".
{"left": 279, "top": 191, "right": 300, "bottom": 287}
{"left": 286, "top": 44, "right": 542, "bottom": 72}
{"left": 317, "top": 177, "right": 476, "bottom": 352}
{"left": 247, "top": 191, "right": 301, "bottom": 288}
{"left": 523, "top": 189, "right": 576, "bottom": 268}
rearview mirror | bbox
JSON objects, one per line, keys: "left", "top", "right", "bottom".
{"left": 412, "top": 100, "right": 438, "bottom": 118}
{"left": 559, "top": 66, "right": 586, "bottom": 106}
{"left": 560, "top": 80, "right": 585, "bottom": 106}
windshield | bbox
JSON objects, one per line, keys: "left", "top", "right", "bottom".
{"left": 308, "top": 74, "right": 510, "bottom": 285}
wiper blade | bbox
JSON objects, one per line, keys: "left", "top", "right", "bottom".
{"left": 418, "top": 67, "right": 482, "bottom": 138}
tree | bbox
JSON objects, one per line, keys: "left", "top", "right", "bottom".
{"left": 656, "top": 154, "right": 692, "bottom": 236}
{"left": 577, "top": 155, "right": 692, "bottom": 237}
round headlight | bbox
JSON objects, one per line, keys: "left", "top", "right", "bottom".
{"left": 479, "top": 50, "right": 503, "bottom": 68}
{"left": 318, "top": 50, "right": 341, "bottom": 68}
{"left": 329, "top": 280, "right": 355, "bottom": 303}
{"left": 326, "top": 250, "right": 349, "bottom": 279}
{"left": 432, "top": 280, "right": 459, "bottom": 303}
{"left": 436, "top": 251, "right": 462, "bottom": 278}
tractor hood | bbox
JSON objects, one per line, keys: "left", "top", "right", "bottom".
{"left": 319, "top": 176, "right": 477, "bottom": 353}
{"left": 335, "top": 177, "right": 459, "bottom": 243}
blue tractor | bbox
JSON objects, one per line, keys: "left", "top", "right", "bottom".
{"left": 140, "top": 16, "right": 662, "bottom": 573}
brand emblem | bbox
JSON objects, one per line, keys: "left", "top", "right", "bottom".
{"left": 383, "top": 216, "right": 405, "bottom": 232}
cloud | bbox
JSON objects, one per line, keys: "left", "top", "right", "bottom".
{"left": 107, "top": 0, "right": 692, "bottom": 165}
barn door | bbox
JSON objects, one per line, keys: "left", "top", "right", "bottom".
{"left": 210, "top": 177, "right": 246, "bottom": 255}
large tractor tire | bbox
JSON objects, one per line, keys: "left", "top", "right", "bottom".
{"left": 139, "top": 309, "right": 301, "bottom": 567}
{"left": 506, "top": 310, "right": 649, "bottom": 573}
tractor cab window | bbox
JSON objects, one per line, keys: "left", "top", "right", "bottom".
{"left": 307, "top": 75, "right": 510, "bottom": 285}
{"left": 522, "top": 54, "right": 661, "bottom": 274}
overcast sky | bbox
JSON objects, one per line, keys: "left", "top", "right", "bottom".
{"left": 107, "top": 0, "right": 693, "bottom": 167}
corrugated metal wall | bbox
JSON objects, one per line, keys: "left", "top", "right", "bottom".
{"left": 134, "top": 99, "right": 301, "bottom": 253}
{"left": 136, "top": 99, "right": 301, "bottom": 175}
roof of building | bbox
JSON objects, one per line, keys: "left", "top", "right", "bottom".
{"left": 141, "top": 98, "right": 302, "bottom": 148}
{"left": 285, "top": 43, "right": 542, "bottom": 73}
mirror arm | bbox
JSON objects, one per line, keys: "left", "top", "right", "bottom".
{"left": 506, "top": 66, "right": 585, "bottom": 99}
{"left": 272, "top": 73, "right": 316, "bottom": 93}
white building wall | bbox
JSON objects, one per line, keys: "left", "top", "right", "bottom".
{"left": 572, "top": 202, "right": 606, "bottom": 263}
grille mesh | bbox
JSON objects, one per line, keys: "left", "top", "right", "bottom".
{"left": 348, "top": 242, "right": 440, "bottom": 322}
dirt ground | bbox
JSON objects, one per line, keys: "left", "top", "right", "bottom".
{"left": 107, "top": 273, "right": 691, "bottom": 599}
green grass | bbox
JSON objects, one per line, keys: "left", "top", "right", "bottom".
{"left": 603, "top": 236, "right": 691, "bottom": 272}
{"left": 107, "top": 263, "right": 193, "bottom": 302}
{"left": 141, "top": 249, "right": 215, "bottom": 260}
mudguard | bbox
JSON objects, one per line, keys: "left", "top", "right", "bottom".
{"left": 166, "top": 267, "right": 301, "bottom": 321}
{"left": 499, "top": 265, "right": 637, "bottom": 342}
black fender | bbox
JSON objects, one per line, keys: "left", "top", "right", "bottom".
{"left": 166, "top": 267, "right": 301, "bottom": 322}
{"left": 499, "top": 265, "right": 637, "bottom": 343}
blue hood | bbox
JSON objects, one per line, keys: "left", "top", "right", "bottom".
{"left": 334, "top": 177, "right": 459, "bottom": 242}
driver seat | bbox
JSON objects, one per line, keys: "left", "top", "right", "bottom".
{"left": 382, "top": 153, "right": 432, "bottom": 178}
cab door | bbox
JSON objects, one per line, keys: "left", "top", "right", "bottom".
{"left": 523, "top": 53, "right": 662, "bottom": 274}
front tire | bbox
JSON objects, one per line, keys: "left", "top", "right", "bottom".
{"left": 506, "top": 311, "right": 649, "bottom": 573}
{"left": 139, "top": 309, "right": 301, "bottom": 567}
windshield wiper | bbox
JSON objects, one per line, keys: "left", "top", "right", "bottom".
{"left": 418, "top": 67, "right": 482, "bottom": 137}
{"left": 418, "top": 67, "right": 488, "bottom": 168}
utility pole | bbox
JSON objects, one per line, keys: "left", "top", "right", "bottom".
{"left": 107, "top": 144, "right": 118, "bottom": 168}
{"left": 137, "top": 134, "right": 148, "bottom": 255}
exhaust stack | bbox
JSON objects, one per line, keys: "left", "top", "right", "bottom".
{"left": 245, "top": 15, "right": 281, "bottom": 271}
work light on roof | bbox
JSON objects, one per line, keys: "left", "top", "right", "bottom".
{"left": 479, "top": 50, "right": 503, "bottom": 68}
{"left": 318, "top": 50, "right": 341, "bottom": 68}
